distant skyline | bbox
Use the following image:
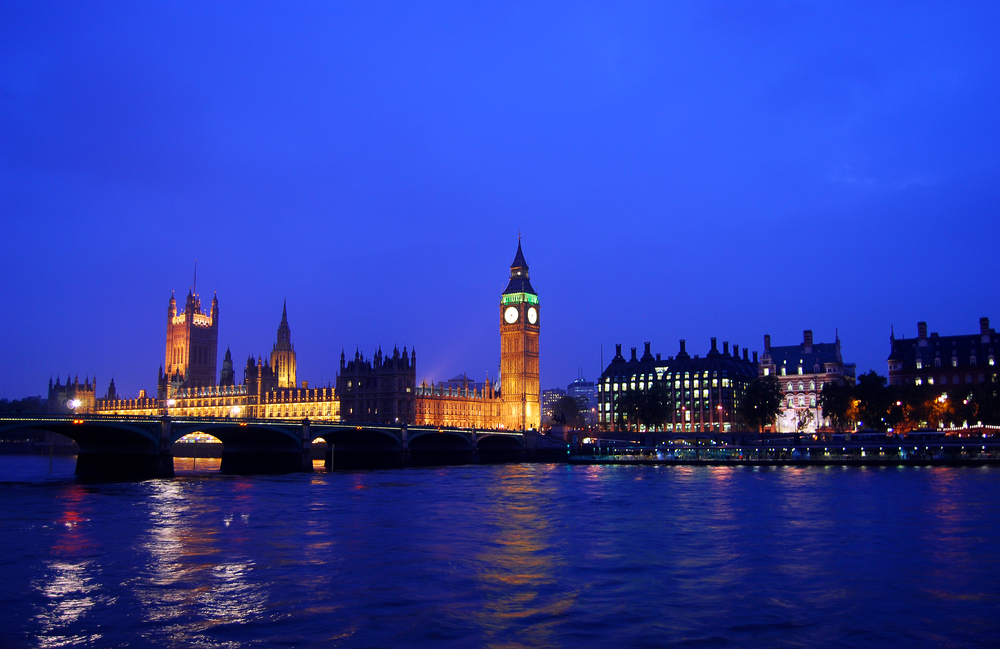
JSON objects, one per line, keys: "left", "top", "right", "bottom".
{"left": 2, "top": 2, "right": 999, "bottom": 399}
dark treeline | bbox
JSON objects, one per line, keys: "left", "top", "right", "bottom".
{"left": 820, "top": 370, "right": 1000, "bottom": 432}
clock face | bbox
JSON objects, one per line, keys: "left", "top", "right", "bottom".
{"left": 527, "top": 307, "right": 538, "bottom": 324}
{"left": 504, "top": 306, "right": 519, "bottom": 324}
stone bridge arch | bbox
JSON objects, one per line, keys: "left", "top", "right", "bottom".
{"left": 408, "top": 428, "right": 474, "bottom": 466}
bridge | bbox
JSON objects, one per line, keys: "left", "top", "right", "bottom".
{"left": 0, "top": 414, "right": 568, "bottom": 478}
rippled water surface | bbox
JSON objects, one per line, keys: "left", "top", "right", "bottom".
{"left": 1, "top": 457, "right": 999, "bottom": 648}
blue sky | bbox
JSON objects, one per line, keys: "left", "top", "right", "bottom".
{"left": 2, "top": 2, "right": 999, "bottom": 398}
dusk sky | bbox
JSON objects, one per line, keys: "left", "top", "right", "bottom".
{"left": 2, "top": 2, "right": 999, "bottom": 400}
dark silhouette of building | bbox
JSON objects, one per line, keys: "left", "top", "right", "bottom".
{"left": 47, "top": 374, "right": 96, "bottom": 413}
{"left": 888, "top": 318, "right": 998, "bottom": 388}
{"left": 337, "top": 346, "right": 416, "bottom": 424}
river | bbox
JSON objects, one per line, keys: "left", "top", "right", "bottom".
{"left": 1, "top": 457, "right": 998, "bottom": 647}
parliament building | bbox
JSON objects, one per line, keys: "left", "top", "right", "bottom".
{"left": 91, "top": 240, "right": 541, "bottom": 431}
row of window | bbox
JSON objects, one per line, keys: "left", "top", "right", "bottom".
{"left": 915, "top": 355, "right": 995, "bottom": 369}
{"left": 786, "top": 395, "right": 817, "bottom": 408}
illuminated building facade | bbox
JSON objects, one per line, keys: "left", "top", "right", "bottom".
{"left": 759, "top": 330, "right": 856, "bottom": 432}
{"left": 271, "top": 300, "right": 297, "bottom": 388}
{"left": 83, "top": 241, "right": 538, "bottom": 431}
{"left": 887, "top": 318, "right": 998, "bottom": 388}
{"left": 500, "top": 241, "right": 541, "bottom": 431}
{"left": 159, "top": 289, "right": 219, "bottom": 397}
{"left": 414, "top": 375, "right": 501, "bottom": 428}
{"left": 598, "top": 339, "right": 758, "bottom": 433}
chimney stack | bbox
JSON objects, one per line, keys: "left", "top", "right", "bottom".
{"left": 764, "top": 334, "right": 771, "bottom": 351}
{"left": 710, "top": 337, "right": 718, "bottom": 352}
{"left": 918, "top": 321, "right": 928, "bottom": 339}
{"left": 981, "top": 317, "right": 990, "bottom": 335}
{"left": 630, "top": 347, "right": 637, "bottom": 361}
{"left": 803, "top": 330, "right": 813, "bottom": 349}
{"left": 679, "top": 339, "right": 687, "bottom": 354}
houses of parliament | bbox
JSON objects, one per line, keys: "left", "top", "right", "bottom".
{"left": 78, "top": 241, "right": 541, "bottom": 431}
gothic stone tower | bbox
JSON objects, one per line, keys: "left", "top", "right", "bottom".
{"left": 270, "top": 300, "right": 297, "bottom": 388}
{"left": 163, "top": 288, "right": 219, "bottom": 394}
{"left": 500, "top": 240, "right": 540, "bottom": 431}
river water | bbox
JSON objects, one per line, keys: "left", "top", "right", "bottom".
{"left": 1, "top": 457, "right": 998, "bottom": 648}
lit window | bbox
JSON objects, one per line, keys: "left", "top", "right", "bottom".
{"left": 798, "top": 367, "right": 803, "bottom": 375}
{"left": 952, "top": 357, "right": 958, "bottom": 368}
{"left": 916, "top": 359, "right": 922, "bottom": 369}
{"left": 763, "top": 368, "right": 770, "bottom": 376}
{"left": 990, "top": 356, "right": 995, "bottom": 366}
{"left": 781, "top": 368, "right": 787, "bottom": 376}
{"left": 798, "top": 395, "right": 805, "bottom": 407}
{"left": 928, "top": 377, "right": 934, "bottom": 385}
{"left": 915, "top": 378, "right": 922, "bottom": 386}
{"left": 810, "top": 396, "right": 816, "bottom": 407}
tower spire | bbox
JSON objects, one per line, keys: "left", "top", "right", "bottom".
{"left": 192, "top": 259, "right": 197, "bottom": 295}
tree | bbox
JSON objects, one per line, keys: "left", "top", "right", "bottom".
{"left": 740, "top": 375, "right": 783, "bottom": 433}
{"left": 613, "top": 382, "right": 673, "bottom": 432}
{"left": 551, "top": 396, "right": 582, "bottom": 427}
{"left": 795, "top": 408, "right": 814, "bottom": 432}
{"left": 855, "top": 370, "right": 892, "bottom": 431}
{"left": 819, "top": 381, "right": 853, "bottom": 431}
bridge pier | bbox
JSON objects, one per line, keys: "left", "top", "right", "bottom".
{"left": 300, "top": 419, "right": 314, "bottom": 472}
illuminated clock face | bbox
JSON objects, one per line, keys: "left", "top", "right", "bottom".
{"left": 504, "top": 306, "right": 519, "bottom": 323}
{"left": 527, "top": 307, "right": 538, "bottom": 324}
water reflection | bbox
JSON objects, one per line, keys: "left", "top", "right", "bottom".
{"left": 135, "top": 479, "right": 267, "bottom": 646}
{"left": 466, "top": 465, "right": 574, "bottom": 649}
{"left": 32, "top": 484, "right": 107, "bottom": 647}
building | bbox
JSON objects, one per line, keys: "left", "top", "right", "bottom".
{"left": 887, "top": 318, "right": 998, "bottom": 388}
{"left": 336, "top": 346, "right": 416, "bottom": 424}
{"left": 499, "top": 240, "right": 541, "bottom": 431}
{"left": 271, "top": 300, "right": 297, "bottom": 388}
{"left": 758, "top": 330, "right": 856, "bottom": 433}
{"left": 567, "top": 376, "right": 597, "bottom": 425}
{"left": 598, "top": 339, "right": 758, "bottom": 433}
{"left": 414, "top": 375, "right": 501, "bottom": 428}
{"left": 159, "top": 288, "right": 219, "bottom": 398}
{"left": 91, "top": 239, "right": 540, "bottom": 431}
{"left": 542, "top": 388, "right": 567, "bottom": 423}
{"left": 47, "top": 375, "right": 96, "bottom": 413}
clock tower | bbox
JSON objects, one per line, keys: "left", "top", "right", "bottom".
{"left": 500, "top": 239, "right": 540, "bottom": 431}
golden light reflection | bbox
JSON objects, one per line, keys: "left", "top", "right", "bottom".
{"left": 465, "top": 465, "right": 576, "bottom": 649}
